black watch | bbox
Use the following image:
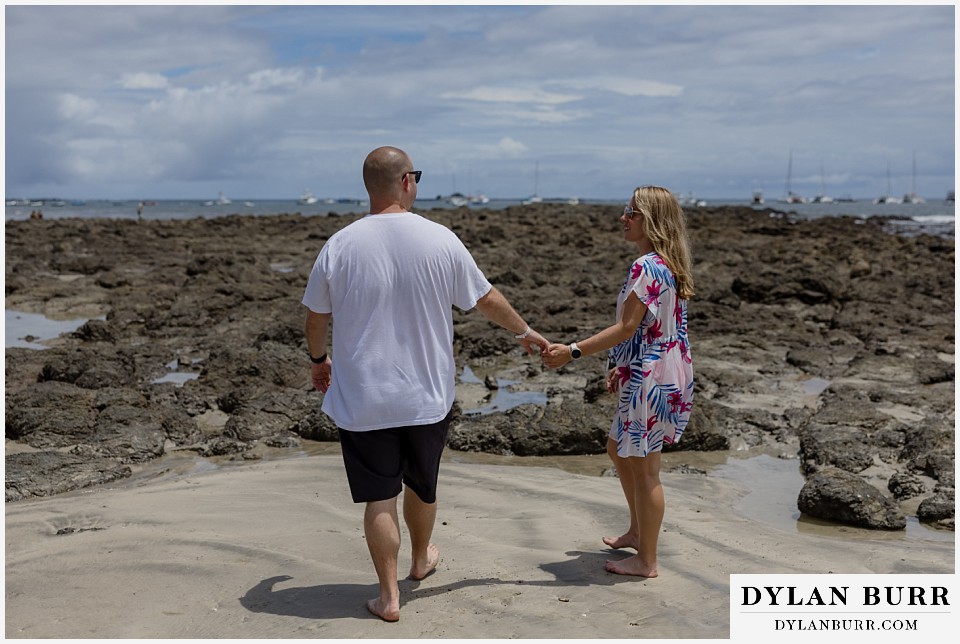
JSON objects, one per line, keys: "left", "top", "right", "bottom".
{"left": 310, "top": 353, "right": 328, "bottom": 364}
{"left": 569, "top": 342, "right": 582, "bottom": 359}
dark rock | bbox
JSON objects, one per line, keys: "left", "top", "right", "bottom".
{"left": 664, "top": 397, "right": 729, "bottom": 452}
{"left": 5, "top": 451, "right": 131, "bottom": 502}
{"left": 797, "top": 467, "right": 906, "bottom": 530}
{"left": 3, "top": 206, "right": 953, "bottom": 502}
{"left": 917, "top": 489, "right": 955, "bottom": 526}
{"left": 799, "top": 423, "right": 875, "bottom": 474}
{"left": 263, "top": 433, "right": 302, "bottom": 448}
{"left": 73, "top": 319, "right": 116, "bottom": 342}
{"left": 913, "top": 355, "right": 954, "bottom": 385}
{"left": 887, "top": 471, "right": 926, "bottom": 500}
{"left": 195, "top": 437, "right": 252, "bottom": 457}
{"left": 449, "top": 400, "right": 607, "bottom": 456}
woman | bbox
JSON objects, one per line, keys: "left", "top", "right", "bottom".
{"left": 543, "top": 185, "right": 694, "bottom": 578}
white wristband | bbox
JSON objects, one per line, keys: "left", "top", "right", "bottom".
{"left": 514, "top": 325, "right": 532, "bottom": 340}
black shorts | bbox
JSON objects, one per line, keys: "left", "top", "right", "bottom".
{"left": 337, "top": 410, "right": 451, "bottom": 504}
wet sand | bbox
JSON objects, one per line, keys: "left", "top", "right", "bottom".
{"left": 5, "top": 450, "right": 953, "bottom": 639}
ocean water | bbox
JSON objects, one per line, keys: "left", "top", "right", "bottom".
{"left": 5, "top": 196, "right": 954, "bottom": 238}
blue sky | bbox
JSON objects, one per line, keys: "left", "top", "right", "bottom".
{"left": 4, "top": 3, "right": 956, "bottom": 201}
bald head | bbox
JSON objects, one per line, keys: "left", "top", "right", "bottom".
{"left": 363, "top": 146, "right": 411, "bottom": 201}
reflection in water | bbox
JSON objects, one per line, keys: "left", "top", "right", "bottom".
{"left": 460, "top": 364, "right": 548, "bottom": 415}
{"left": 5, "top": 309, "right": 99, "bottom": 349}
{"left": 712, "top": 454, "right": 953, "bottom": 543}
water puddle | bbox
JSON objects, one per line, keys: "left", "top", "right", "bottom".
{"left": 459, "top": 364, "right": 547, "bottom": 415}
{"left": 712, "top": 454, "right": 953, "bottom": 543}
{"left": 802, "top": 377, "right": 831, "bottom": 396}
{"left": 151, "top": 359, "right": 200, "bottom": 387}
{"left": 5, "top": 309, "right": 100, "bottom": 349}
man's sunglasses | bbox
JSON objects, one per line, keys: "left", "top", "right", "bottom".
{"left": 403, "top": 170, "right": 422, "bottom": 184}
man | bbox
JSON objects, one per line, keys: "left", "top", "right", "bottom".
{"left": 302, "top": 146, "right": 548, "bottom": 622}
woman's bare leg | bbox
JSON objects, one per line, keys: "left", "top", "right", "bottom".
{"left": 606, "top": 451, "right": 662, "bottom": 577}
{"left": 602, "top": 437, "right": 640, "bottom": 551}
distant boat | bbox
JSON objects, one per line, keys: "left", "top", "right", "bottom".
{"left": 902, "top": 151, "right": 925, "bottom": 204}
{"left": 812, "top": 162, "right": 834, "bottom": 203}
{"left": 566, "top": 197, "right": 581, "bottom": 206}
{"left": 469, "top": 194, "right": 490, "bottom": 205}
{"left": 781, "top": 149, "right": 807, "bottom": 203}
{"left": 946, "top": 190, "right": 955, "bottom": 203}
{"left": 205, "top": 191, "right": 231, "bottom": 206}
{"left": 835, "top": 194, "right": 855, "bottom": 203}
{"left": 447, "top": 193, "right": 469, "bottom": 207}
{"left": 521, "top": 162, "right": 542, "bottom": 205}
{"left": 751, "top": 190, "right": 764, "bottom": 205}
{"left": 244, "top": 201, "right": 255, "bottom": 208}
{"left": 679, "top": 192, "right": 706, "bottom": 207}
{"left": 298, "top": 190, "right": 319, "bottom": 205}
{"left": 874, "top": 162, "right": 902, "bottom": 204}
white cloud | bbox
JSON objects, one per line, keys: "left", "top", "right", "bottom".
{"left": 120, "top": 72, "right": 169, "bottom": 90}
{"left": 562, "top": 77, "right": 683, "bottom": 98}
{"left": 57, "top": 94, "right": 98, "bottom": 121}
{"left": 4, "top": 4, "right": 954, "bottom": 200}
{"left": 440, "top": 86, "right": 582, "bottom": 105}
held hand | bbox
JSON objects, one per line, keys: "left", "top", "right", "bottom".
{"left": 606, "top": 367, "right": 620, "bottom": 393}
{"left": 518, "top": 328, "right": 549, "bottom": 356}
{"left": 311, "top": 359, "right": 331, "bottom": 393}
{"left": 542, "top": 343, "right": 572, "bottom": 369}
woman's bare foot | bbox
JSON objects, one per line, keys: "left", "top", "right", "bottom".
{"left": 605, "top": 555, "right": 658, "bottom": 578}
{"left": 409, "top": 543, "right": 440, "bottom": 581}
{"left": 366, "top": 597, "right": 400, "bottom": 622}
{"left": 602, "top": 533, "right": 639, "bottom": 550}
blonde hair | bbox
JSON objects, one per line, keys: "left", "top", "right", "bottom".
{"left": 632, "top": 185, "right": 695, "bottom": 299}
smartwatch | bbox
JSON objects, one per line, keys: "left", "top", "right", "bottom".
{"left": 569, "top": 342, "right": 582, "bottom": 360}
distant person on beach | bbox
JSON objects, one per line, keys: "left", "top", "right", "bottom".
{"left": 302, "top": 145, "right": 548, "bottom": 622}
{"left": 542, "top": 185, "right": 694, "bottom": 578}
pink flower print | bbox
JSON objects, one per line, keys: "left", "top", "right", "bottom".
{"left": 668, "top": 391, "right": 683, "bottom": 413}
{"left": 617, "top": 366, "right": 632, "bottom": 387}
{"left": 645, "top": 415, "right": 657, "bottom": 436}
{"left": 645, "top": 319, "right": 663, "bottom": 342}
{"left": 630, "top": 262, "right": 643, "bottom": 279}
{"left": 652, "top": 255, "right": 665, "bottom": 265}
{"left": 674, "top": 300, "right": 683, "bottom": 325}
{"left": 645, "top": 281, "right": 662, "bottom": 305}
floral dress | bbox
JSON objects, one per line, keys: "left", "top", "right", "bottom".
{"left": 607, "top": 252, "right": 694, "bottom": 458}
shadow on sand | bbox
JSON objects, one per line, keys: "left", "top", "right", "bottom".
{"left": 240, "top": 549, "right": 643, "bottom": 620}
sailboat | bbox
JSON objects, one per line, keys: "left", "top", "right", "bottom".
{"left": 875, "top": 162, "right": 902, "bottom": 204}
{"left": 812, "top": 161, "right": 834, "bottom": 203}
{"left": 781, "top": 150, "right": 806, "bottom": 204}
{"left": 902, "top": 152, "right": 925, "bottom": 204}
{"left": 522, "top": 162, "right": 543, "bottom": 205}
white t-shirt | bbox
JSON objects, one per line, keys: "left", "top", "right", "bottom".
{"left": 302, "top": 212, "right": 492, "bottom": 431}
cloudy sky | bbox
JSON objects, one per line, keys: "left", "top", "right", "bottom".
{"left": 4, "top": 3, "right": 955, "bottom": 201}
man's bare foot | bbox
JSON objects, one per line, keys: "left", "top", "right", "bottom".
{"left": 366, "top": 597, "right": 400, "bottom": 622}
{"left": 605, "top": 555, "right": 658, "bottom": 578}
{"left": 409, "top": 543, "right": 440, "bottom": 581}
{"left": 601, "top": 533, "right": 639, "bottom": 550}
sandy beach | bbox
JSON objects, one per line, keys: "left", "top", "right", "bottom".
{"left": 4, "top": 448, "right": 952, "bottom": 640}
